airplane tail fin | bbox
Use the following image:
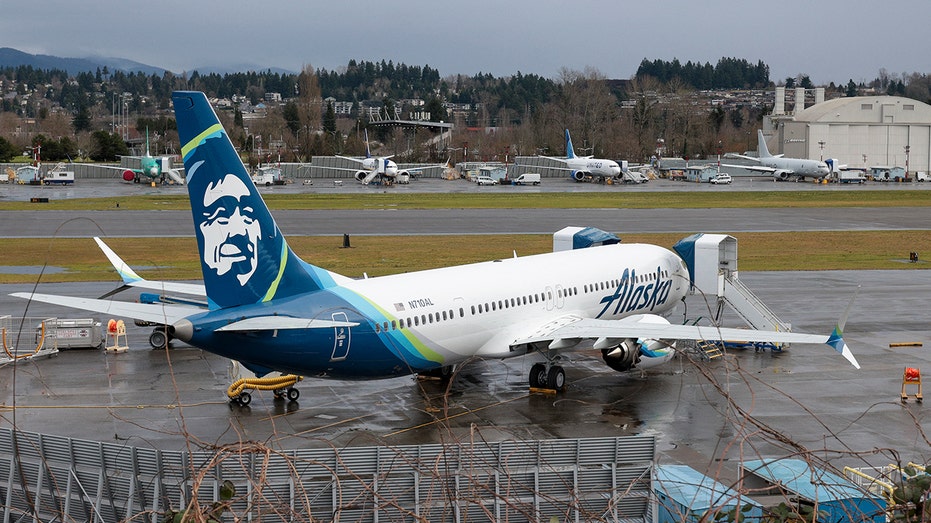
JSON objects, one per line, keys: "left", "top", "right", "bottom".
{"left": 173, "top": 91, "right": 339, "bottom": 309}
{"left": 364, "top": 129, "right": 372, "bottom": 158}
{"left": 565, "top": 129, "right": 576, "bottom": 159}
{"left": 757, "top": 130, "right": 772, "bottom": 158}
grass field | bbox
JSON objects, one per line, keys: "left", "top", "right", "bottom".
{"left": 3, "top": 230, "right": 930, "bottom": 284}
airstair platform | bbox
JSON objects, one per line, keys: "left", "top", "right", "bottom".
{"left": 674, "top": 234, "right": 791, "bottom": 336}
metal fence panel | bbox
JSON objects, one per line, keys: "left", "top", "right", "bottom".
{"left": 1, "top": 427, "right": 655, "bottom": 523}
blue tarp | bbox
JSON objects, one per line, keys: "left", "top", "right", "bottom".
{"left": 672, "top": 233, "right": 703, "bottom": 285}
{"left": 655, "top": 465, "right": 763, "bottom": 523}
{"left": 742, "top": 459, "right": 886, "bottom": 523}
{"left": 571, "top": 227, "right": 619, "bottom": 249}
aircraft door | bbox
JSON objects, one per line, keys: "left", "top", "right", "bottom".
{"left": 329, "top": 311, "right": 352, "bottom": 361}
{"left": 544, "top": 286, "right": 555, "bottom": 311}
{"left": 555, "top": 284, "right": 566, "bottom": 309}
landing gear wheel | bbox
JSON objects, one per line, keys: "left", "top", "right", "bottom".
{"left": 236, "top": 392, "right": 252, "bottom": 407}
{"left": 149, "top": 329, "right": 168, "bottom": 350}
{"left": 529, "top": 363, "right": 548, "bottom": 388}
{"left": 286, "top": 388, "right": 300, "bottom": 401}
{"left": 546, "top": 366, "right": 566, "bottom": 390}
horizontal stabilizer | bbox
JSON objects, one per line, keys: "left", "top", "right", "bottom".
{"left": 94, "top": 237, "right": 206, "bottom": 297}
{"left": 215, "top": 316, "right": 360, "bottom": 332}
{"left": 11, "top": 292, "right": 200, "bottom": 326}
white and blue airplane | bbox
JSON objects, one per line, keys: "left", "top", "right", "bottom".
{"left": 12, "top": 91, "right": 858, "bottom": 397}
{"left": 543, "top": 129, "right": 622, "bottom": 182}
{"left": 724, "top": 130, "right": 831, "bottom": 182}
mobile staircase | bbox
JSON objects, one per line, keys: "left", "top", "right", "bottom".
{"left": 674, "top": 234, "right": 792, "bottom": 350}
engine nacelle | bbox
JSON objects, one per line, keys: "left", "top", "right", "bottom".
{"left": 598, "top": 314, "right": 676, "bottom": 372}
{"left": 122, "top": 169, "right": 136, "bottom": 182}
{"left": 773, "top": 170, "right": 792, "bottom": 181}
{"left": 601, "top": 339, "right": 640, "bottom": 372}
{"left": 572, "top": 170, "right": 591, "bottom": 182}
{"left": 354, "top": 170, "right": 369, "bottom": 182}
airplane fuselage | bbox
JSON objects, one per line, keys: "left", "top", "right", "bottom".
{"left": 761, "top": 157, "right": 830, "bottom": 178}
{"left": 179, "top": 243, "right": 689, "bottom": 379}
{"left": 360, "top": 157, "right": 398, "bottom": 177}
{"left": 564, "top": 157, "right": 622, "bottom": 179}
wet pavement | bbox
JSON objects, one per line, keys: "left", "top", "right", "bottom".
{"left": 2, "top": 270, "right": 930, "bottom": 475}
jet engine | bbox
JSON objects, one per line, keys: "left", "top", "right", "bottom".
{"left": 597, "top": 314, "right": 675, "bottom": 372}
{"left": 122, "top": 169, "right": 136, "bottom": 182}
{"left": 354, "top": 170, "right": 370, "bottom": 182}
{"left": 773, "top": 170, "right": 793, "bottom": 181}
{"left": 601, "top": 339, "right": 641, "bottom": 372}
{"left": 572, "top": 170, "right": 591, "bottom": 182}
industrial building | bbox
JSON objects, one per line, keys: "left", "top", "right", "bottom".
{"left": 764, "top": 88, "right": 931, "bottom": 174}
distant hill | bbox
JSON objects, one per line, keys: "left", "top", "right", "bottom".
{"left": 0, "top": 47, "right": 295, "bottom": 77}
{"left": 0, "top": 47, "right": 166, "bottom": 75}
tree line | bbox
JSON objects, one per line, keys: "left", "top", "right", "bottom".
{"left": 1, "top": 58, "right": 929, "bottom": 165}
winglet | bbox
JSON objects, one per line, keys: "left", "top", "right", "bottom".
{"left": 826, "top": 326, "right": 860, "bottom": 369}
{"left": 94, "top": 237, "right": 142, "bottom": 285}
{"left": 827, "top": 285, "right": 861, "bottom": 369}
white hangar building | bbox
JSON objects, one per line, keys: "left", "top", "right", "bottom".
{"left": 765, "top": 89, "right": 931, "bottom": 174}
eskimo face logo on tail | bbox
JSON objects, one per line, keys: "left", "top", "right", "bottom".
{"left": 596, "top": 267, "right": 673, "bottom": 318}
{"left": 200, "top": 173, "right": 261, "bottom": 286}
{"left": 187, "top": 156, "right": 284, "bottom": 307}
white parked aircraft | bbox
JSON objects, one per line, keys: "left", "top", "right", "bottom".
{"left": 724, "top": 130, "right": 830, "bottom": 181}
{"left": 543, "top": 130, "right": 622, "bottom": 182}
{"left": 12, "top": 92, "right": 859, "bottom": 401}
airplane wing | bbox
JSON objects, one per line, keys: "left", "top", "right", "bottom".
{"left": 94, "top": 237, "right": 206, "bottom": 299}
{"left": 720, "top": 163, "right": 787, "bottom": 175}
{"left": 10, "top": 292, "right": 201, "bottom": 326}
{"left": 510, "top": 314, "right": 859, "bottom": 369}
{"left": 72, "top": 163, "right": 141, "bottom": 175}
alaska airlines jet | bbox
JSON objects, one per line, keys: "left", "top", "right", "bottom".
{"left": 543, "top": 129, "right": 622, "bottom": 182}
{"left": 12, "top": 92, "right": 858, "bottom": 395}
{"left": 724, "top": 130, "right": 830, "bottom": 181}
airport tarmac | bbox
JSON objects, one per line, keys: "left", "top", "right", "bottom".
{"left": 2, "top": 272, "right": 930, "bottom": 473}
{"left": 1, "top": 177, "right": 930, "bottom": 478}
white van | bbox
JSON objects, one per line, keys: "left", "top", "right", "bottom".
{"left": 514, "top": 172, "right": 541, "bottom": 185}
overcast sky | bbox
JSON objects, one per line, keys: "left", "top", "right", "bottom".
{"left": 2, "top": 0, "right": 927, "bottom": 85}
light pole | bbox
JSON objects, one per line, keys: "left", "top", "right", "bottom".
{"left": 818, "top": 140, "right": 825, "bottom": 161}
{"left": 904, "top": 145, "right": 911, "bottom": 179}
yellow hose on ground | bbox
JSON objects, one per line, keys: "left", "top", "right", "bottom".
{"left": 227, "top": 374, "right": 302, "bottom": 398}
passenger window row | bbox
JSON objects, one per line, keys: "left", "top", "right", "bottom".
{"left": 373, "top": 269, "right": 669, "bottom": 334}
{"left": 582, "top": 270, "right": 668, "bottom": 294}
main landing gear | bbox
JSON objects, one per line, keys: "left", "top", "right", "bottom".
{"left": 148, "top": 327, "right": 171, "bottom": 350}
{"left": 528, "top": 362, "right": 566, "bottom": 390}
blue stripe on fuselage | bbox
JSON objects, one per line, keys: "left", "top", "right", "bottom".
{"left": 184, "top": 287, "right": 445, "bottom": 379}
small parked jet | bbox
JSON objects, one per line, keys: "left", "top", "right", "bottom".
{"left": 724, "top": 130, "right": 830, "bottom": 181}
{"left": 308, "top": 129, "right": 444, "bottom": 185}
{"left": 543, "top": 129, "right": 622, "bottom": 182}
{"left": 12, "top": 92, "right": 858, "bottom": 397}
{"left": 80, "top": 130, "right": 185, "bottom": 185}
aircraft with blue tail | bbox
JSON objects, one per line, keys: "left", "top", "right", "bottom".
{"left": 11, "top": 91, "right": 859, "bottom": 400}
{"left": 541, "top": 129, "right": 623, "bottom": 182}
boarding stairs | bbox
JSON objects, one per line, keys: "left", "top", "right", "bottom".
{"left": 675, "top": 234, "right": 792, "bottom": 343}
{"left": 718, "top": 274, "right": 791, "bottom": 334}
